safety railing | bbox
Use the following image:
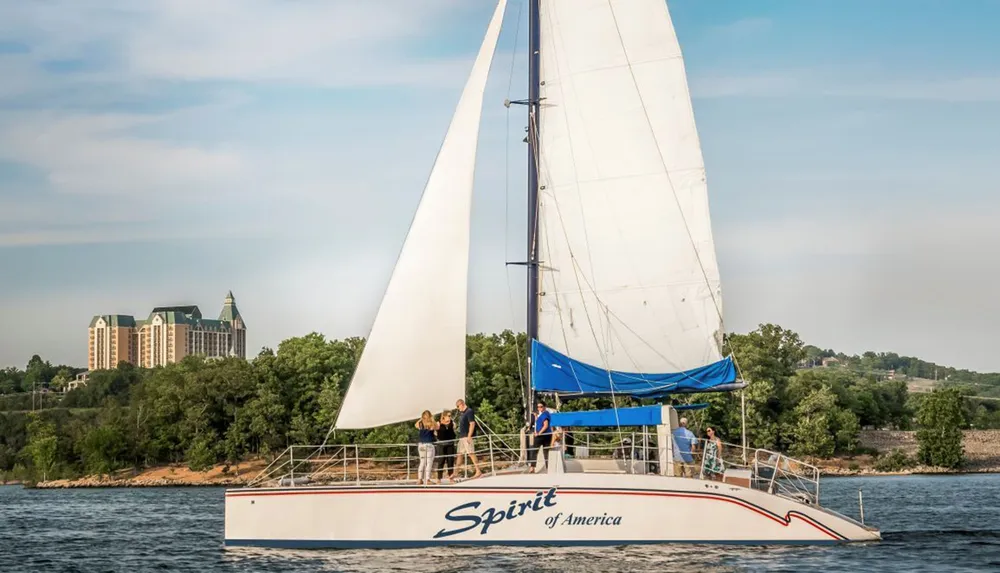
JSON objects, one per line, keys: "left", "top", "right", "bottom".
{"left": 245, "top": 430, "right": 821, "bottom": 506}
{"left": 247, "top": 432, "right": 525, "bottom": 488}
{"left": 751, "top": 448, "right": 822, "bottom": 505}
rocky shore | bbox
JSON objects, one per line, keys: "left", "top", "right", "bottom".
{"left": 818, "top": 429, "right": 1000, "bottom": 476}
{"left": 817, "top": 459, "right": 998, "bottom": 477}
{"left": 34, "top": 459, "right": 269, "bottom": 489}
{"left": 30, "top": 430, "right": 1000, "bottom": 488}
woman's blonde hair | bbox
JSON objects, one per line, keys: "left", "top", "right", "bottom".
{"left": 420, "top": 410, "right": 434, "bottom": 428}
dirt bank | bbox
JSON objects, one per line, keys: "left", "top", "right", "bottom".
{"left": 819, "top": 429, "right": 1000, "bottom": 476}
{"left": 35, "top": 459, "right": 270, "bottom": 489}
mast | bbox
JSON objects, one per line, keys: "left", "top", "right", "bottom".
{"left": 525, "top": 0, "right": 541, "bottom": 425}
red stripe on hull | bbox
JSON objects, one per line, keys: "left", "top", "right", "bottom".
{"left": 225, "top": 486, "right": 844, "bottom": 540}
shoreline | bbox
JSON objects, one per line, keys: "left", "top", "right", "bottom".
{"left": 32, "top": 460, "right": 268, "bottom": 489}
{"left": 819, "top": 466, "right": 1000, "bottom": 477}
{"left": 27, "top": 461, "right": 1000, "bottom": 489}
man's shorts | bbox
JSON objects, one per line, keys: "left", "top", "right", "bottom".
{"left": 458, "top": 437, "right": 475, "bottom": 455}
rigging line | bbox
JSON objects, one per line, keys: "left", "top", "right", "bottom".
{"left": 528, "top": 25, "right": 586, "bottom": 398}
{"left": 536, "top": 5, "right": 680, "bottom": 375}
{"left": 503, "top": 0, "right": 526, "bottom": 401}
{"left": 540, "top": 3, "right": 609, "bottom": 347}
{"left": 531, "top": 108, "right": 594, "bottom": 399}
{"left": 604, "top": 1, "right": 728, "bottom": 337}
{"left": 537, "top": 113, "right": 626, "bottom": 442}
{"left": 604, "top": 0, "right": 745, "bottom": 416}
{"left": 532, "top": 106, "right": 621, "bottom": 456}
{"left": 542, "top": 222, "right": 717, "bottom": 389}
{"left": 602, "top": 302, "right": 721, "bottom": 387}
{"left": 537, "top": 160, "right": 584, "bottom": 396}
{"left": 565, "top": 253, "right": 708, "bottom": 391}
{"left": 505, "top": 0, "right": 524, "bottom": 97}
{"left": 531, "top": 101, "right": 624, "bottom": 455}
{"left": 529, "top": 13, "right": 608, "bottom": 397}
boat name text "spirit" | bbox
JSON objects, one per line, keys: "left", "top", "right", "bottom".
{"left": 434, "top": 488, "right": 558, "bottom": 538}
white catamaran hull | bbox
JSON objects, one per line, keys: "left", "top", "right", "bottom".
{"left": 224, "top": 473, "right": 879, "bottom": 548}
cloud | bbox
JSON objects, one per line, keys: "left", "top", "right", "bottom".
{"left": 0, "top": 0, "right": 526, "bottom": 248}
{"left": 0, "top": 111, "right": 244, "bottom": 196}
{"left": 691, "top": 68, "right": 1000, "bottom": 102}
{"left": 0, "top": 223, "right": 247, "bottom": 248}
{"left": 2, "top": 0, "right": 997, "bottom": 373}
{"left": 0, "top": 0, "right": 487, "bottom": 89}
{"left": 128, "top": 0, "right": 478, "bottom": 86}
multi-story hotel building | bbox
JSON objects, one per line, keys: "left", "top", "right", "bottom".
{"left": 88, "top": 291, "right": 247, "bottom": 370}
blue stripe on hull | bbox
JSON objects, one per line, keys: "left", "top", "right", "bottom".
{"left": 223, "top": 538, "right": 844, "bottom": 549}
{"left": 226, "top": 485, "right": 855, "bottom": 542}
{"left": 227, "top": 486, "right": 849, "bottom": 541}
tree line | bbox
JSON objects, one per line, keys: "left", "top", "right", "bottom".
{"left": 802, "top": 345, "right": 1000, "bottom": 397}
{"left": 2, "top": 324, "right": 992, "bottom": 482}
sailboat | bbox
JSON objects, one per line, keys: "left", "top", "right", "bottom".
{"left": 224, "top": 0, "right": 881, "bottom": 548}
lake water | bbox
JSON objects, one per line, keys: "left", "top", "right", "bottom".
{"left": 2, "top": 475, "right": 998, "bottom": 572}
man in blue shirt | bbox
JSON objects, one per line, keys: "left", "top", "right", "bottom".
{"left": 672, "top": 417, "right": 697, "bottom": 477}
{"left": 453, "top": 399, "right": 482, "bottom": 479}
{"left": 527, "top": 400, "right": 553, "bottom": 473}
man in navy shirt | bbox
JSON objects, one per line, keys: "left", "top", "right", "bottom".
{"left": 527, "top": 400, "right": 553, "bottom": 473}
{"left": 672, "top": 417, "right": 697, "bottom": 477}
{"left": 452, "top": 399, "right": 482, "bottom": 479}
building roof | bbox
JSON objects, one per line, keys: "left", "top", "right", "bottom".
{"left": 198, "top": 318, "right": 232, "bottom": 331}
{"left": 218, "top": 291, "right": 243, "bottom": 325}
{"left": 158, "top": 311, "right": 191, "bottom": 325}
{"left": 151, "top": 305, "right": 202, "bottom": 320}
{"left": 89, "top": 314, "right": 137, "bottom": 328}
{"left": 93, "top": 291, "right": 243, "bottom": 332}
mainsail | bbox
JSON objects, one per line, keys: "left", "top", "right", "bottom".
{"left": 334, "top": 0, "right": 508, "bottom": 429}
{"left": 532, "top": 0, "right": 735, "bottom": 395}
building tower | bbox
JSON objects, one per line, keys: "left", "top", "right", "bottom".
{"left": 219, "top": 291, "right": 247, "bottom": 359}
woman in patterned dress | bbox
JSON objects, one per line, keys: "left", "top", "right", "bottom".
{"left": 702, "top": 427, "right": 725, "bottom": 481}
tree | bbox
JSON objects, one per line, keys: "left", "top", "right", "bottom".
{"left": 466, "top": 331, "right": 528, "bottom": 428}
{"left": 721, "top": 324, "right": 806, "bottom": 449}
{"left": 80, "top": 424, "right": 130, "bottom": 476}
{"left": 788, "top": 387, "right": 837, "bottom": 457}
{"left": 186, "top": 433, "right": 218, "bottom": 472}
{"left": 26, "top": 416, "right": 59, "bottom": 481}
{"left": 1, "top": 325, "right": 994, "bottom": 480}
{"left": 0, "top": 367, "right": 23, "bottom": 394}
{"left": 50, "top": 369, "right": 72, "bottom": 393}
{"left": 916, "top": 389, "right": 964, "bottom": 469}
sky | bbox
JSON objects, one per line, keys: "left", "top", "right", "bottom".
{"left": 1, "top": 0, "right": 998, "bottom": 372}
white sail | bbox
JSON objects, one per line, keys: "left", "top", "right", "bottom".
{"left": 535, "top": 0, "right": 724, "bottom": 374}
{"left": 335, "top": 0, "right": 507, "bottom": 430}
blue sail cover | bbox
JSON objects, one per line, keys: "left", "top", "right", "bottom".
{"left": 531, "top": 340, "right": 737, "bottom": 397}
{"left": 548, "top": 404, "right": 709, "bottom": 428}
{"left": 549, "top": 405, "right": 665, "bottom": 428}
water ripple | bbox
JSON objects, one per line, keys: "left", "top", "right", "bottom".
{"left": 1, "top": 474, "right": 998, "bottom": 572}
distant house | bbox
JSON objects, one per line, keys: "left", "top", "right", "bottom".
{"left": 65, "top": 372, "right": 90, "bottom": 393}
{"left": 821, "top": 357, "right": 840, "bottom": 367}
{"left": 887, "top": 369, "right": 896, "bottom": 380}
